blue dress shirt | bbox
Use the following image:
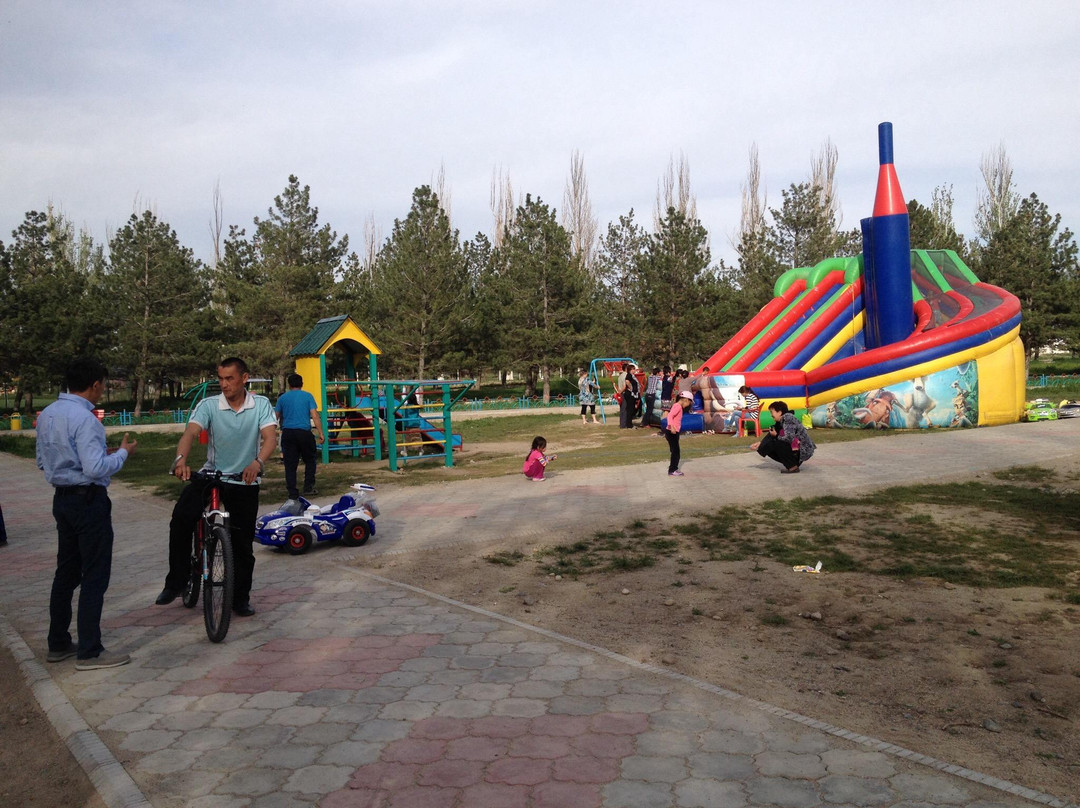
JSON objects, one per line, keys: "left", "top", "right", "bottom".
{"left": 36, "top": 393, "right": 128, "bottom": 487}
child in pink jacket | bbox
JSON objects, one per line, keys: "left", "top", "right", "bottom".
{"left": 523, "top": 436, "right": 556, "bottom": 481}
{"left": 666, "top": 391, "right": 692, "bottom": 476}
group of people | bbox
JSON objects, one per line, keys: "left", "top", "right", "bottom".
{"left": 566, "top": 364, "right": 814, "bottom": 479}
{"left": 36, "top": 356, "right": 323, "bottom": 670}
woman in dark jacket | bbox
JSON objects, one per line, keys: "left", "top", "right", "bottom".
{"left": 750, "top": 401, "right": 816, "bottom": 473}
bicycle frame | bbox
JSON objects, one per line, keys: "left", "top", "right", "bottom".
{"left": 182, "top": 470, "right": 241, "bottom": 642}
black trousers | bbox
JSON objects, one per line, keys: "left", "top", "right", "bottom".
{"left": 49, "top": 486, "right": 113, "bottom": 659}
{"left": 641, "top": 394, "right": 656, "bottom": 427}
{"left": 166, "top": 479, "right": 259, "bottom": 607}
{"left": 281, "top": 428, "right": 318, "bottom": 498}
{"left": 665, "top": 430, "right": 681, "bottom": 473}
{"left": 619, "top": 395, "right": 634, "bottom": 428}
{"left": 757, "top": 433, "right": 801, "bottom": 469}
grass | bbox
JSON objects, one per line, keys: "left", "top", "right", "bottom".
{"left": 523, "top": 465, "right": 1079, "bottom": 591}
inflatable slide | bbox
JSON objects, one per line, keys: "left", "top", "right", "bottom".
{"left": 696, "top": 123, "right": 1025, "bottom": 429}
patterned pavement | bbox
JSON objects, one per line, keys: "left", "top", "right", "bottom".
{"left": 1, "top": 419, "right": 1078, "bottom": 808}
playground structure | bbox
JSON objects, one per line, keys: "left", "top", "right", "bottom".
{"left": 690, "top": 122, "right": 1024, "bottom": 430}
{"left": 290, "top": 316, "right": 472, "bottom": 471}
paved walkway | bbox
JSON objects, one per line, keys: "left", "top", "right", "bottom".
{"left": 1, "top": 419, "right": 1078, "bottom": 808}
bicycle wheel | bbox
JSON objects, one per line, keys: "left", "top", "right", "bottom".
{"left": 182, "top": 530, "right": 202, "bottom": 608}
{"left": 203, "top": 525, "right": 234, "bottom": 643}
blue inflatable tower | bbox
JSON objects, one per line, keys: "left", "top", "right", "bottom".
{"left": 860, "top": 122, "right": 914, "bottom": 349}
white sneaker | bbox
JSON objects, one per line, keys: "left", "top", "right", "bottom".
{"left": 669, "top": 470, "right": 685, "bottom": 477}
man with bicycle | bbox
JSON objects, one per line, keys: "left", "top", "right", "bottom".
{"left": 155, "top": 357, "right": 276, "bottom": 616}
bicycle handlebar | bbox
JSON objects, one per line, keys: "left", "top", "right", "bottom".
{"left": 186, "top": 469, "right": 248, "bottom": 483}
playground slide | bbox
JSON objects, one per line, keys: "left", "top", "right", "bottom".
{"left": 414, "top": 415, "right": 463, "bottom": 450}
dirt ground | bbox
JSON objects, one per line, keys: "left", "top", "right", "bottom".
{"left": 363, "top": 453, "right": 1080, "bottom": 803}
{"left": 0, "top": 645, "right": 106, "bottom": 808}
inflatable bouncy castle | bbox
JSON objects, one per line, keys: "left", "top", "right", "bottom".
{"left": 696, "top": 123, "right": 1025, "bottom": 429}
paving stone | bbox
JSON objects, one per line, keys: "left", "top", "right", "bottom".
{"left": 350, "top": 718, "right": 413, "bottom": 743}
{"left": 699, "top": 728, "right": 766, "bottom": 755}
{"left": 318, "top": 740, "right": 382, "bottom": 767}
{"left": 217, "top": 767, "right": 289, "bottom": 797}
{"left": 491, "top": 697, "right": 547, "bottom": 718}
{"left": 379, "top": 700, "right": 436, "bottom": 721}
{"left": 119, "top": 728, "right": 181, "bottom": 752}
{"left": 821, "top": 749, "right": 897, "bottom": 778}
{"left": 509, "top": 680, "right": 564, "bottom": 699}
{"left": 157, "top": 710, "right": 217, "bottom": 731}
{"left": 889, "top": 773, "right": 972, "bottom": 803}
{"left": 213, "top": 708, "right": 273, "bottom": 729}
{"left": 820, "top": 775, "right": 895, "bottom": 806}
{"left": 675, "top": 778, "right": 748, "bottom": 807}
{"left": 635, "top": 730, "right": 701, "bottom": 758}
{"left": 532, "top": 780, "right": 603, "bottom": 808}
{"left": 291, "top": 721, "right": 354, "bottom": 743}
{"left": 621, "top": 754, "right": 689, "bottom": 783}
{"left": 604, "top": 779, "right": 676, "bottom": 808}
{"left": 648, "top": 710, "right": 711, "bottom": 733}
{"left": 756, "top": 750, "right": 828, "bottom": 779}
{"left": 176, "top": 728, "right": 242, "bottom": 752}
{"left": 101, "top": 711, "right": 160, "bottom": 732}
{"left": 763, "top": 730, "right": 834, "bottom": 755}
{"left": 688, "top": 751, "right": 756, "bottom": 781}
{"left": 282, "top": 764, "right": 353, "bottom": 794}
{"left": 404, "top": 684, "right": 458, "bottom": 702}
{"left": 258, "top": 743, "right": 321, "bottom": 768}
{"left": 547, "top": 695, "right": 606, "bottom": 715}
{"left": 746, "top": 777, "right": 822, "bottom": 808}
{"left": 134, "top": 748, "right": 203, "bottom": 774}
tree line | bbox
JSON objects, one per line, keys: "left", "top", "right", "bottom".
{"left": 2, "top": 144, "right": 1077, "bottom": 412}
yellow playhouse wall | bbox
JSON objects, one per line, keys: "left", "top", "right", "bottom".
{"left": 294, "top": 356, "right": 324, "bottom": 410}
{"left": 976, "top": 336, "right": 1026, "bottom": 426}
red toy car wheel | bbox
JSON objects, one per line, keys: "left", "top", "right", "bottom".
{"left": 286, "top": 525, "right": 314, "bottom": 555}
{"left": 341, "top": 518, "right": 370, "bottom": 547}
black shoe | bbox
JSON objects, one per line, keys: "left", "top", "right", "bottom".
{"left": 302, "top": 487, "right": 318, "bottom": 496}
{"left": 233, "top": 602, "right": 256, "bottom": 617}
{"left": 155, "top": 587, "right": 179, "bottom": 606}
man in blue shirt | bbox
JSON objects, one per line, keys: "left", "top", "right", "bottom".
{"left": 275, "top": 373, "right": 323, "bottom": 499}
{"left": 36, "top": 357, "right": 136, "bottom": 670}
{"left": 155, "top": 357, "right": 276, "bottom": 616}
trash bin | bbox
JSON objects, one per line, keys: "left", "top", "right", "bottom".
{"left": 9, "top": 413, "right": 21, "bottom": 430}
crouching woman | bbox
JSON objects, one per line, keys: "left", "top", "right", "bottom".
{"left": 751, "top": 401, "right": 815, "bottom": 473}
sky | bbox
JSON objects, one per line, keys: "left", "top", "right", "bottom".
{"left": 2, "top": 1, "right": 1078, "bottom": 269}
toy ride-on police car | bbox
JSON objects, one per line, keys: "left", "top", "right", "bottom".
{"left": 256, "top": 483, "right": 379, "bottom": 555}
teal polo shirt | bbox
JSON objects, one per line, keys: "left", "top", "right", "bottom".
{"left": 190, "top": 393, "right": 277, "bottom": 483}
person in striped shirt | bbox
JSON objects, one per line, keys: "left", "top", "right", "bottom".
{"left": 724, "top": 385, "right": 760, "bottom": 435}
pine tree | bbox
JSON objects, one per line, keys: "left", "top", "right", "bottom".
{"left": 107, "top": 211, "right": 209, "bottom": 414}
{"left": 218, "top": 176, "right": 350, "bottom": 383}
{"left": 367, "top": 186, "right": 470, "bottom": 378}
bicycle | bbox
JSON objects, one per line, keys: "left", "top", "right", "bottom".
{"left": 177, "top": 469, "right": 243, "bottom": 643}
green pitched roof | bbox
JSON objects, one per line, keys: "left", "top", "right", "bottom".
{"left": 289, "top": 315, "right": 381, "bottom": 357}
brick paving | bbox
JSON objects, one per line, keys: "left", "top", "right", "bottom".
{"left": 1, "top": 419, "right": 1078, "bottom": 807}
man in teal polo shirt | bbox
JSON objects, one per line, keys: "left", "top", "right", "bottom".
{"left": 155, "top": 357, "right": 276, "bottom": 616}
{"left": 275, "top": 372, "right": 323, "bottom": 499}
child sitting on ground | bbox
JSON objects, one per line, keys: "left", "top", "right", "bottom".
{"left": 523, "top": 436, "right": 557, "bottom": 481}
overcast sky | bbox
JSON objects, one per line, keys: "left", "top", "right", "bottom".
{"left": 2, "top": 1, "right": 1078, "bottom": 269}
